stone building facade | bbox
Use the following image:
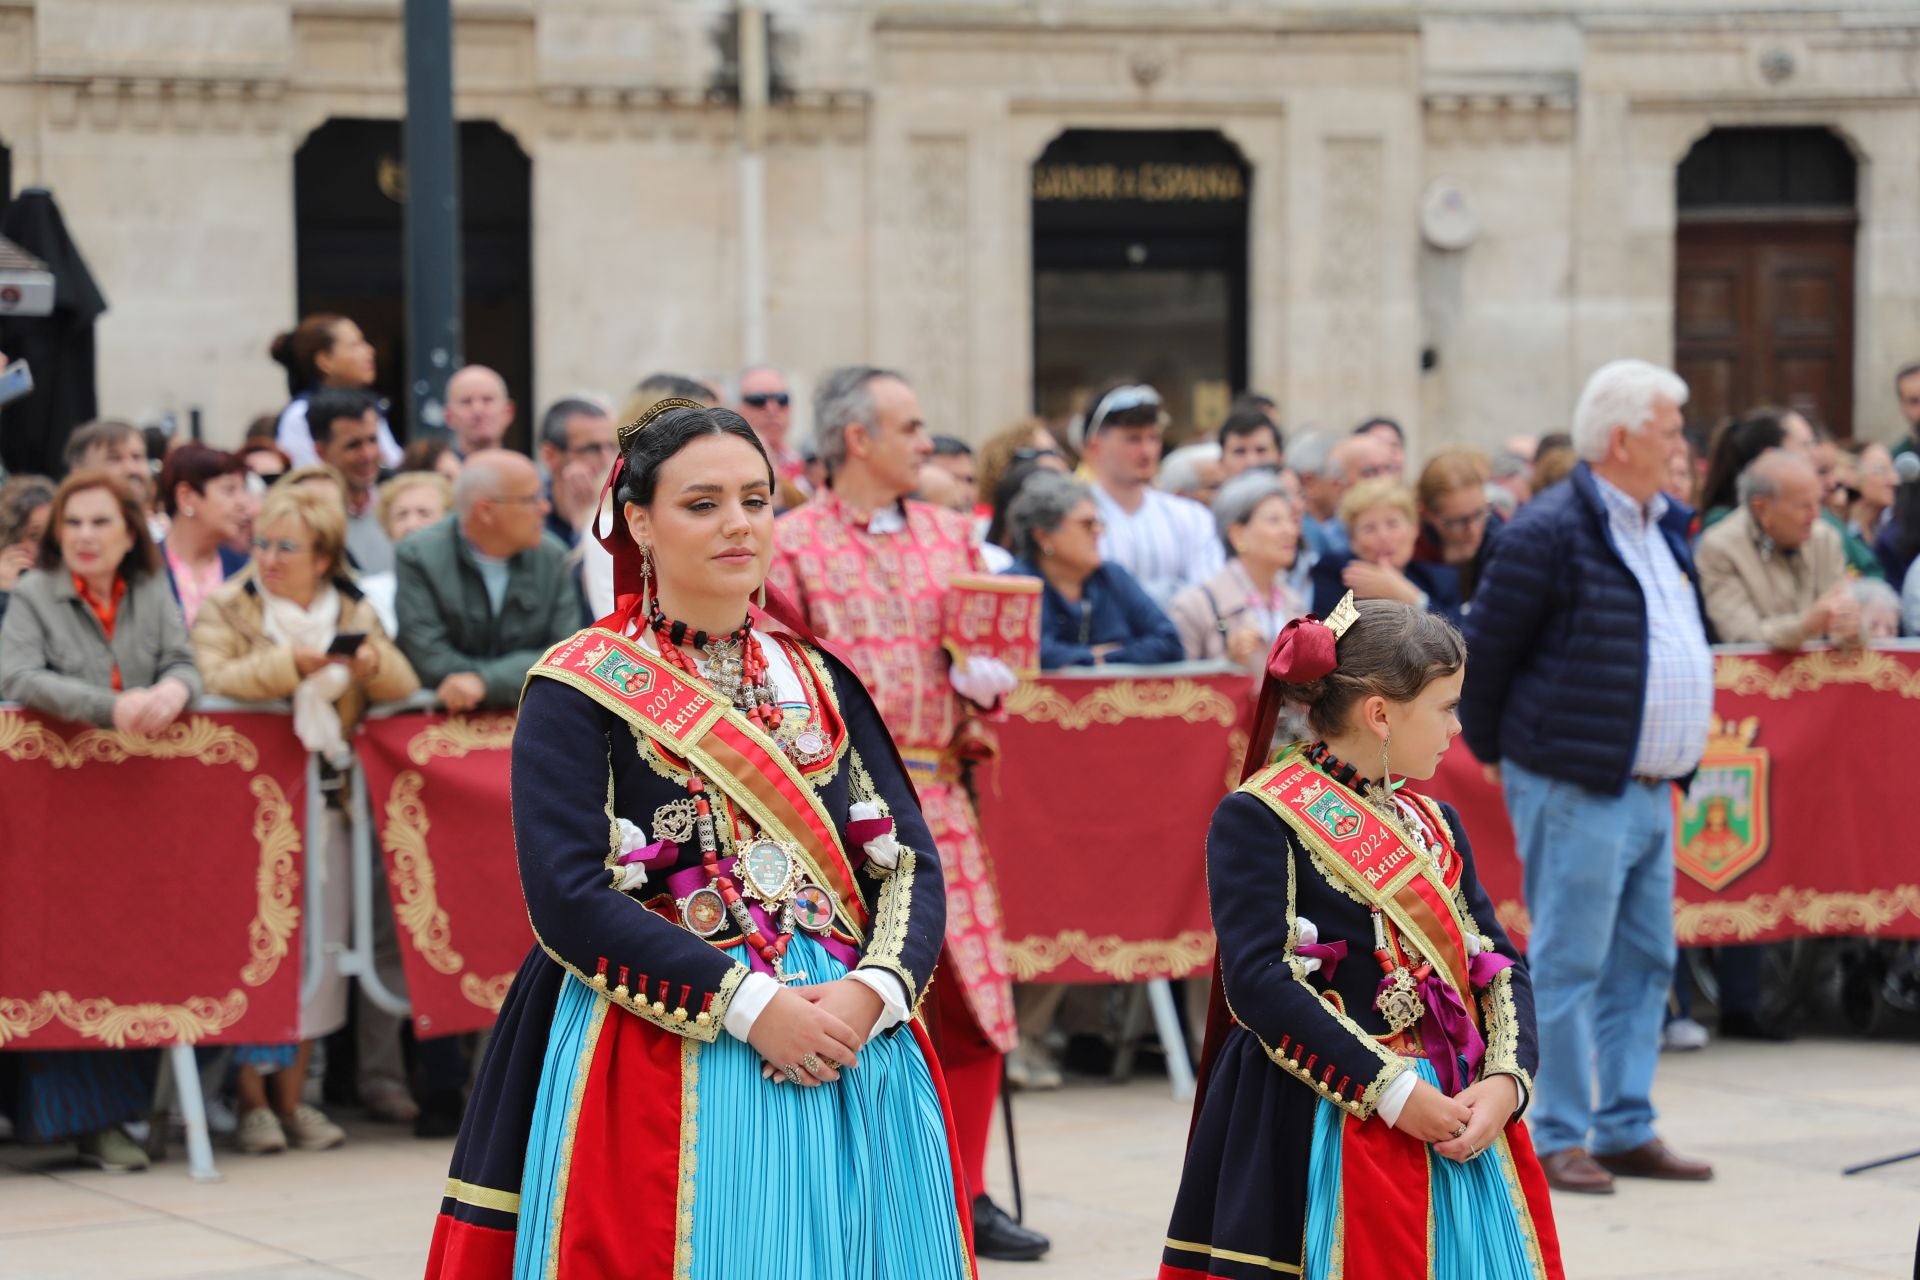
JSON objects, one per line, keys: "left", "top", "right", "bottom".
{"left": 1, "top": 0, "right": 1916, "bottom": 457}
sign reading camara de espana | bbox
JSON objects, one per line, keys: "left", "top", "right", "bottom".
{"left": 1032, "top": 161, "right": 1247, "bottom": 204}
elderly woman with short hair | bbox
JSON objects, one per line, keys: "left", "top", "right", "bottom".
{"left": 1168, "top": 472, "right": 1308, "bottom": 669}
{"left": 192, "top": 485, "right": 419, "bottom": 1154}
{"left": 0, "top": 470, "right": 203, "bottom": 1172}
{"left": 1309, "top": 477, "right": 1464, "bottom": 625}
{"left": 1003, "top": 471, "right": 1182, "bottom": 670}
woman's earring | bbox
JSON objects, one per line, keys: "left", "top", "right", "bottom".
{"left": 1380, "top": 729, "right": 1393, "bottom": 795}
{"left": 756, "top": 579, "right": 768, "bottom": 610}
{"left": 639, "top": 543, "right": 655, "bottom": 601}
{"left": 183, "top": 506, "right": 196, "bottom": 519}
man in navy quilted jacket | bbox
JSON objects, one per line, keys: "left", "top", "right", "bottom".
{"left": 1462, "top": 359, "right": 1718, "bottom": 1197}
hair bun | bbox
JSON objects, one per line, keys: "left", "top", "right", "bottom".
{"left": 268, "top": 330, "right": 296, "bottom": 369}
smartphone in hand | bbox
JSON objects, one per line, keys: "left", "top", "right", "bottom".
{"left": 325, "top": 630, "right": 369, "bottom": 658}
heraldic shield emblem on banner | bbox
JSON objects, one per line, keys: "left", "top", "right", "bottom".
{"left": 1673, "top": 716, "right": 1772, "bottom": 891}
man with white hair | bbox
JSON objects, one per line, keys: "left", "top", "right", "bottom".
{"left": 1696, "top": 448, "right": 1856, "bottom": 652}
{"left": 1462, "top": 359, "right": 1717, "bottom": 1195}
{"left": 1291, "top": 428, "right": 1395, "bottom": 560}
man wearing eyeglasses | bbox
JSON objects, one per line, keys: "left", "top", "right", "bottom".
{"left": 736, "top": 365, "right": 811, "bottom": 509}
{"left": 535, "top": 396, "right": 617, "bottom": 549}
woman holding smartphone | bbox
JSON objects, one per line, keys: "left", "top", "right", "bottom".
{"left": 191, "top": 484, "right": 419, "bottom": 1153}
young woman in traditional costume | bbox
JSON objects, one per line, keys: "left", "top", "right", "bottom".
{"left": 427, "top": 400, "right": 975, "bottom": 1279}
{"left": 1160, "top": 595, "right": 1563, "bottom": 1280}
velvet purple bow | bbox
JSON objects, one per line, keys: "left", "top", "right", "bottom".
{"left": 618, "top": 838, "right": 680, "bottom": 870}
{"left": 1420, "top": 950, "right": 1515, "bottom": 1096}
{"left": 1298, "top": 939, "right": 1347, "bottom": 982}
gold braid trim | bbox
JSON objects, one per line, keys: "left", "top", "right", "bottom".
{"left": 1226, "top": 823, "right": 1407, "bottom": 1120}
{"left": 673, "top": 1036, "right": 701, "bottom": 1280}
{"left": 535, "top": 942, "right": 747, "bottom": 1043}
{"left": 1479, "top": 967, "right": 1533, "bottom": 1111}
{"left": 848, "top": 745, "right": 888, "bottom": 815}
{"left": 855, "top": 846, "right": 924, "bottom": 1014}
{"left": 240, "top": 776, "right": 302, "bottom": 987}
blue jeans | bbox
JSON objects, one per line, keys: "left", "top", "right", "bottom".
{"left": 1502, "top": 759, "right": 1676, "bottom": 1158}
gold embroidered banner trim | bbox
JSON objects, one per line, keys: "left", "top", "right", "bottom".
{"left": 0, "top": 995, "right": 55, "bottom": 1047}
{"left": 1715, "top": 649, "right": 1920, "bottom": 700}
{"left": 45, "top": 989, "right": 249, "bottom": 1047}
{"left": 406, "top": 713, "right": 518, "bottom": 764}
{"left": 1006, "top": 678, "right": 1239, "bottom": 731}
{"left": 0, "top": 711, "right": 259, "bottom": 769}
{"left": 1673, "top": 884, "right": 1920, "bottom": 943}
{"left": 382, "top": 769, "right": 464, "bottom": 976}
{"left": 241, "top": 776, "right": 302, "bottom": 986}
{"left": 0, "top": 713, "right": 296, "bottom": 1047}
{"left": 1004, "top": 929, "right": 1215, "bottom": 982}
{"left": 460, "top": 971, "right": 515, "bottom": 1013}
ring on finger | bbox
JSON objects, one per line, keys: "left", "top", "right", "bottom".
{"left": 783, "top": 1063, "right": 804, "bottom": 1085}
{"left": 1450, "top": 1122, "right": 1467, "bottom": 1139}
{"left": 801, "top": 1053, "right": 823, "bottom": 1075}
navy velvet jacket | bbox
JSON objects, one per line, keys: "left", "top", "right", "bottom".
{"left": 1208, "top": 787, "right": 1537, "bottom": 1119}
{"left": 1461, "top": 463, "right": 1704, "bottom": 795}
{"left": 510, "top": 638, "right": 947, "bottom": 1042}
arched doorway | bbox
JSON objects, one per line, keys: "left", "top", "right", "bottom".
{"left": 1031, "top": 130, "right": 1250, "bottom": 441}
{"left": 1673, "top": 126, "right": 1857, "bottom": 434}
{"left": 294, "top": 119, "right": 533, "bottom": 446}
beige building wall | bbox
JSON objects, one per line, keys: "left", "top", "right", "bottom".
{"left": 1, "top": 0, "right": 1915, "bottom": 455}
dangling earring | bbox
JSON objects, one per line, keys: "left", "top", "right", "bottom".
{"left": 1380, "top": 729, "right": 1393, "bottom": 796}
{"left": 755, "top": 579, "right": 767, "bottom": 610}
{"left": 639, "top": 543, "right": 655, "bottom": 603}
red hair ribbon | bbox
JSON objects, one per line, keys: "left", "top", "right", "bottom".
{"left": 1265, "top": 615, "right": 1338, "bottom": 685}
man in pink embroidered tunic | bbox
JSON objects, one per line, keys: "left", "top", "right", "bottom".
{"left": 768, "top": 365, "right": 1048, "bottom": 1262}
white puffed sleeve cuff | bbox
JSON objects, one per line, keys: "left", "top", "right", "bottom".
{"left": 849, "top": 801, "right": 901, "bottom": 871}
{"left": 846, "top": 969, "right": 910, "bottom": 1038}
{"left": 722, "top": 971, "right": 782, "bottom": 1043}
{"left": 1377, "top": 1068, "right": 1419, "bottom": 1128}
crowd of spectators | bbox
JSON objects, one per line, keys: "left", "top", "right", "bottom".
{"left": 5, "top": 308, "right": 1920, "bottom": 1169}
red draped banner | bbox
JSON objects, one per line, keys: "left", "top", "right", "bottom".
{"left": 357, "top": 711, "right": 528, "bottom": 1038}
{"left": 976, "top": 671, "right": 1253, "bottom": 984}
{"left": 1428, "top": 646, "right": 1920, "bottom": 948}
{"left": 0, "top": 709, "right": 308, "bottom": 1051}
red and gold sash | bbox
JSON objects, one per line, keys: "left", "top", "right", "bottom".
{"left": 1241, "top": 747, "right": 1473, "bottom": 999}
{"left": 529, "top": 627, "right": 870, "bottom": 943}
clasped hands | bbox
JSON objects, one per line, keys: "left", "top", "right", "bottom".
{"left": 1396, "top": 1074, "right": 1520, "bottom": 1163}
{"left": 745, "top": 978, "right": 884, "bottom": 1087}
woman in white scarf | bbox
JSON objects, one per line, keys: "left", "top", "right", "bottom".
{"left": 191, "top": 486, "right": 419, "bottom": 1154}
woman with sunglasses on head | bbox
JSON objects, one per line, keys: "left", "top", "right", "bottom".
{"left": 427, "top": 400, "right": 974, "bottom": 1280}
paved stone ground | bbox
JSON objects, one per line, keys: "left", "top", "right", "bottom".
{"left": 2, "top": 1036, "right": 1916, "bottom": 1278}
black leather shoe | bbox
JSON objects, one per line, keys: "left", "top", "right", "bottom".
{"left": 413, "top": 1088, "right": 466, "bottom": 1139}
{"left": 1719, "top": 1010, "right": 1795, "bottom": 1042}
{"left": 972, "top": 1194, "right": 1050, "bottom": 1262}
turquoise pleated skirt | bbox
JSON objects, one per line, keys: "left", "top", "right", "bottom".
{"left": 1304, "top": 1059, "right": 1538, "bottom": 1280}
{"left": 514, "top": 932, "right": 971, "bottom": 1280}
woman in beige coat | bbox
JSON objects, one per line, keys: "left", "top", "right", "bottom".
{"left": 192, "top": 485, "right": 418, "bottom": 1155}
{"left": 1168, "top": 471, "right": 1309, "bottom": 671}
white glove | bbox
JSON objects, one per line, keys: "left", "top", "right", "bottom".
{"left": 613, "top": 817, "right": 652, "bottom": 891}
{"left": 848, "top": 801, "right": 901, "bottom": 871}
{"left": 1293, "top": 918, "right": 1326, "bottom": 975}
{"left": 948, "top": 655, "right": 1019, "bottom": 707}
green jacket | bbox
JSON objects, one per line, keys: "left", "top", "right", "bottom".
{"left": 395, "top": 516, "right": 583, "bottom": 709}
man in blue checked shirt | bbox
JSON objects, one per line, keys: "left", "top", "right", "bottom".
{"left": 1461, "top": 359, "right": 1717, "bottom": 1197}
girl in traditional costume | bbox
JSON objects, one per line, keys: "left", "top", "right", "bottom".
{"left": 427, "top": 400, "right": 975, "bottom": 1279}
{"left": 1160, "top": 595, "right": 1563, "bottom": 1280}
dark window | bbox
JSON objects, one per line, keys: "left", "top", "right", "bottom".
{"left": 1677, "top": 127, "right": 1856, "bottom": 212}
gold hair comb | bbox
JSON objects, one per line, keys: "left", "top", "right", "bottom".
{"left": 1326, "top": 590, "right": 1361, "bottom": 640}
{"left": 616, "top": 396, "right": 709, "bottom": 451}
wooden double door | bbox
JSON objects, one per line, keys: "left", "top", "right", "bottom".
{"left": 1674, "top": 216, "right": 1855, "bottom": 434}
